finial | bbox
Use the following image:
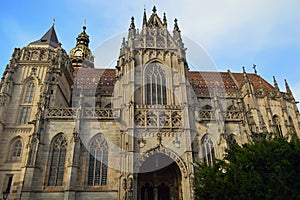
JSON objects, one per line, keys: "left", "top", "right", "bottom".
{"left": 152, "top": 5, "right": 157, "bottom": 13}
{"left": 174, "top": 18, "right": 180, "bottom": 31}
{"left": 284, "top": 79, "right": 292, "bottom": 95}
{"left": 83, "top": 25, "right": 86, "bottom": 32}
{"left": 253, "top": 64, "right": 257, "bottom": 74}
{"left": 52, "top": 18, "right": 56, "bottom": 26}
{"left": 143, "top": 9, "right": 147, "bottom": 26}
{"left": 242, "top": 66, "right": 246, "bottom": 73}
{"left": 163, "top": 12, "right": 167, "bottom": 24}
{"left": 129, "top": 16, "right": 135, "bottom": 29}
{"left": 273, "top": 76, "right": 279, "bottom": 89}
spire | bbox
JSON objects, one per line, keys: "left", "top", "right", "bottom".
{"left": 284, "top": 79, "right": 292, "bottom": 95}
{"left": 128, "top": 16, "right": 136, "bottom": 39}
{"left": 174, "top": 18, "right": 180, "bottom": 32}
{"left": 143, "top": 9, "right": 147, "bottom": 26}
{"left": 30, "top": 25, "right": 59, "bottom": 47}
{"left": 70, "top": 26, "right": 94, "bottom": 68}
{"left": 273, "top": 76, "right": 279, "bottom": 91}
{"left": 76, "top": 25, "right": 90, "bottom": 47}
{"left": 129, "top": 16, "right": 135, "bottom": 30}
{"left": 163, "top": 12, "right": 167, "bottom": 26}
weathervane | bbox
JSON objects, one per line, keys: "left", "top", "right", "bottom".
{"left": 52, "top": 18, "right": 56, "bottom": 26}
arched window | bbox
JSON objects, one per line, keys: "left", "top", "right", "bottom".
{"left": 18, "top": 82, "right": 35, "bottom": 124}
{"left": 48, "top": 134, "right": 67, "bottom": 186}
{"left": 10, "top": 139, "right": 22, "bottom": 162}
{"left": 24, "top": 82, "right": 35, "bottom": 103}
{"left": 145, "top": 63, "right": 167, "bottom": 105}
{"left": 288, "top": 116, "right": 296, "bottom": 135}
{"left": 88, "top": 134, "right": 108, "bottom": 186}
{"left": 273, "top": 115, "right": 282, "bottom": 137}
{"left": 201, "top": 135, "right": 215, "bottom": 166}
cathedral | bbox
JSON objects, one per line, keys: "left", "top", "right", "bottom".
{"left": 0, "top": 6, "right": 299, "bottom": 200}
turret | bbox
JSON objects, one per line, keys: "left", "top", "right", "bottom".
{"left": 69, "top": 26, "right": 94, "bottom": 68}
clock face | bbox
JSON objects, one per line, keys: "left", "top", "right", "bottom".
{"left": 75, "top": 50, "right": 83, "bottom": 57}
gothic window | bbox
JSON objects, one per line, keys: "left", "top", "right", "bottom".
{"left": 9, "top": 139, "right": 22, "bottom": 162}
{"left": 145, "top": 63, "right": 167, "bottom": 105}
{"left": 88, "top": 134, "right": 108, "bottom": 186}
{"left": 24, "top": 82, "right": 35, "bottom": 103}
{"left": 201, "top": 135, "right": 215, "bottom": 166}
{"left": 273, "top": 115, "right": 282, "bottom": 137}
{"left": 18, "top": 107, "right": 32, "bottom": 124}
{"left": 18, "top": 82, "right": 35, "bottom": 124}
{"left": 48, "top": 134, "right": 67, "bottom": 186}
{"left": 288, "top": 116, "right": 296, "bottom": 135}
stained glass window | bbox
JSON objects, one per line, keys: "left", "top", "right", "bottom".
{"left": 48, "top": 134, "right": 67, "bottom": 186}
{"left": 88, "top": 135, "right": 108, "bottom": 186}
{"left": 145, "top": 63, "right": 167, "bottom": 105}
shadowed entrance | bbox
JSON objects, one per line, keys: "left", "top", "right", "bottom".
{"left": 137, "top": 153, "right": 182, "bottom": 200}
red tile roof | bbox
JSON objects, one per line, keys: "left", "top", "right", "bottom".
{"left": 73, "top": 68, "right": 275, "bottom": 96}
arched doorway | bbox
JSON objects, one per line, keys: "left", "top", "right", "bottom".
{"left": 137, "top": 153, "right": 182, "bottom": 200}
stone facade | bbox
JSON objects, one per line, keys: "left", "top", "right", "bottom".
{"left": 0, "top": 6, "right": 299, "bottom": 200}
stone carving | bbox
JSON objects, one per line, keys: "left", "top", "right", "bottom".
{"left": 46, "top": 107, "right": 119, "bottom": 119}
{"left": 197, "top": 109, "right": 243, "bottom": 121}
{"left": 134, "top": 108, "right": 181, "bottom": 128}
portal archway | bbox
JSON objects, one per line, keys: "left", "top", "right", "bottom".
{"left": 137, "top": 153, "right": 182, "bottom": 200}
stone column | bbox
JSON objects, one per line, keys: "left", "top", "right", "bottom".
{"left": 64, "top": 130, "right": 80, "bottom": 200}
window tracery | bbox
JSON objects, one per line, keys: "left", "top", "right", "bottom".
{"left": 273, "top": 115, "right": 282, "bottom": 137}
{"left": 18, "top": 82, "right": 35, "bottom": 124}
{"left": 201, "top": 135, "right": 215, "bottom": 166}
{"left": 48, "top": 134, "right": 67, "bottom": 186}
{"left": 9, "top": 139, "right": 22, "bottom": 162}
{"left": 88, "top": 134, "right": 108, "bottom": 186}
{"left": 145, "top": 63, "right": 167, "bottom": 105}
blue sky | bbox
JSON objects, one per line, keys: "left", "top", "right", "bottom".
{"left": 1, "top": 0, "right": 300, "bottom": 104}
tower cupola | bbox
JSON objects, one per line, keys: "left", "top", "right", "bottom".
{"left": 70, "top": 26, "right": 94, "bottom": 68}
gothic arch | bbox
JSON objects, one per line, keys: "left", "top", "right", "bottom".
{"left": 7, "top": 136, "right": 23, "bottom": 162}
{"left": 47, "top": 133, "right": 68, "bottom": 186}
{"left": 134, "top": 146, "right": 188, "bottom": 178}
{"left": 143, "top": 60, "right": 173, "bottom": 105}
{"left": 86, "top": 133, "right": 108, "bottom": 186}
{"left": 200, "top": 134, "right": 216, "bottom": 166}
{"left": 272, "top": 114, "right": 282, "bottom": 137}
{"left": 17, "top": 77, "right": 38, "bottom": 124}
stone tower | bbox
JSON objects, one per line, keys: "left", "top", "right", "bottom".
{"left": 114, "top": 7, "right": 195, "bottom": 199}
{"left": 0, "top": 24, "right": 74, "bottom": 199}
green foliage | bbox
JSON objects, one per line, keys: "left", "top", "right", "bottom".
{"left": 194, "top": 136, "right": 300, "bottom": 200}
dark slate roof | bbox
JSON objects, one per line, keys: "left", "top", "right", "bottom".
{"left": 73, "top": 68, "right": 275, "bottom": 97}
{"left": 30, "top": 25, "right": 59, "bottom": 47}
